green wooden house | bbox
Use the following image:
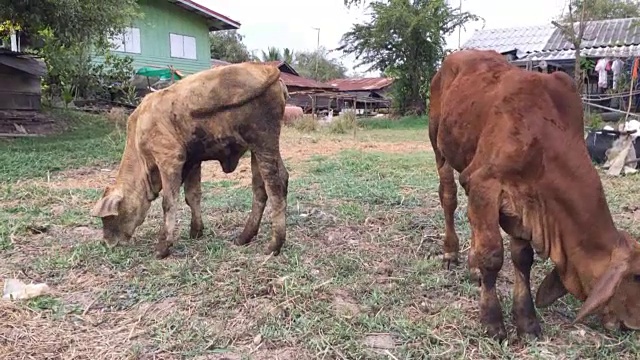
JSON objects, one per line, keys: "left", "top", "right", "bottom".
{"left": 101, "top": 0, "right": 240, "bottom": 75}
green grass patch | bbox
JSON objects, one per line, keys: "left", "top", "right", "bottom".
{"left": 2, "top": 111, "right": 640, "bottom": 359}
{"left": 358, "top": 115, "right": 428, "bottom": 130}
{"left": 0, "top": 109, "right": 124, "bottom": 181}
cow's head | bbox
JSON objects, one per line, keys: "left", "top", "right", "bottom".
{"left": 574, "top": 230, "right": 640, "bottom": 330}
{"left": 90, "top": 183, "right": 152, "bottom": 247}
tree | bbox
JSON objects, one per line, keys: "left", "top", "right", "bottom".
{"left": 282, "top": 48, "right": 295, "bottom": 63}
{"left": 339, "top": 0, "right": 479, "bottom": 115}
{"left": 0, "top": 0, "right": 140, "bottom": 47}
{"left": 559, "top": 0, "right": 640, "bottom": 22}
{"left": 293, "top": 47, "right": 347, "bottom": 81}
{"left": 209, "top": 30, "right": 251, "bottom": 63}
{"left": 261, "top": 46, "right": 282, "bottom": 61}
{"left": 553, "top": 0, "right": 640, "bottom": 92}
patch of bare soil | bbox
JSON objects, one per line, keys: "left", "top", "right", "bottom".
{"left": 23, "top": 132, "right": 427, "bottom": 191}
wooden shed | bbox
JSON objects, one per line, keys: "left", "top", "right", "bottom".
{"left": 0, "top": 49, "right": 47, "bottom": 110}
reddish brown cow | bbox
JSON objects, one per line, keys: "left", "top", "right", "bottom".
{"left": 429, "top": 49, "right": 640, "bottom": 340}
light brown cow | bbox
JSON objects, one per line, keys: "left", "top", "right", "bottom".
{"left": 91, "top": 62, "right": 290, "bottom": 259}
{"left": 429, "top": 49, "right": 640, "bottom": 340}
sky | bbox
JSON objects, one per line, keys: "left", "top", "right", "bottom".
{"left": 198, "top": 0, "right": 569, "bottom": 77}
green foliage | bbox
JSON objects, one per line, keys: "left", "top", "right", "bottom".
{"left": 261, "top": 46, "right": 282, "bottom": 62}
{"left": 0, "top": 110, "right": 125, "bottom": 181}
{"left": 257, "top": 45, "right": 347, "bottom": 81}
{"left": 328, "top": 112, "right": 358, "bottom": 134}
{"left": 293, "top": 47, "right": 347, "bottom": 81}
{"left": 358, "top": 115, "right": 427, "bottom": 130}
{"left": 585, "top": 112, "right": 605, "bottom": 129}
{"left": 0, "top": 0, "right": 140, "bottom": 47}
{"left": 293, "top": 115, "right": 319, "bottom": 132}
{"left": 559, "top": 0, "right": 640, "bottom": 22}
{"left": 339, "top": 0, "right": 480, "bottom": 115}
{"left": 39, "top": 36, "right": 135, "bottom": 104}
{"left": 209, "top": 30, "right": 251, "bottom": 63}
{"left": 282, "top": 48, "right": 295, "bottom": 63}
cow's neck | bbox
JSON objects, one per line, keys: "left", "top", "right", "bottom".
{"left": 114, "top": 135, "right": 157, "bottom": 201}
{"left": 549, "top": 211, "right": 622, "bottom": 301}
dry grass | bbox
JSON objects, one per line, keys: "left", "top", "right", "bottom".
{"left": 1, "top": 111, "right": 640, "bottom": 359}
{"left": 291, "top": 114, "right": 319, "bottom": 133}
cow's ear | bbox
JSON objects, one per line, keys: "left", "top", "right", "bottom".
{"left": 90, "top": 189, "right": 123, "bottom": 218}
{"left": 574, "top": 259, "right": 629, "bottom": 324}
{"left": 535, "top": 267, "right": 568, "bottom": 308}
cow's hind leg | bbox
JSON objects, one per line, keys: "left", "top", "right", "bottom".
{"left": 236, "top": 152, "right": 268, "bottom": 246}
{"left": 510, "top": 236, "right": 542, "bottom": 338}
{"left": 254, "top": 149, "right": 288, "bottom": 256}
{"left": 437, "top": 161, "right": 461, "bottom": 269}
{"left": 184, "top": 162, "right": 204, "bottom": 239}
{"left": 462, "top": 170, "right": 506, "bottom": 340}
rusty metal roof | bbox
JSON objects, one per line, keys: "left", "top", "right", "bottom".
{"left": 280, "top": 72, "right": 335, "bottom": 90}
{"left": 328, "top": 77, "right": 394, "bottom": 91}
{"left": 543, "top": 17, "right": 640, "bottom": 51}
{"left": 461, "top": 24, "right": 557, "bottom": 57}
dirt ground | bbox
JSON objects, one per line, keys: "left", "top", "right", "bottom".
{"left": 22, "top": 130, "right": 430, "bottom": 190}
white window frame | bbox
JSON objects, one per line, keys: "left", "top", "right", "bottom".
{"left": 109, "top": 27, "right": 141, "bottom": 54}
{"left": 169, "top": 33, "right": 197, "bottom": 60}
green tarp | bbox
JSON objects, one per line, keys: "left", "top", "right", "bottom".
{"left": 135, "top": 67, "right": 183, "bottom": 80}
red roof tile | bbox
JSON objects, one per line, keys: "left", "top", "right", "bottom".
{"left": 328, "top": 77, "right": 394, "bottom": 91}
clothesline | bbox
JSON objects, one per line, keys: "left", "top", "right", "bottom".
{"left": 582, "top": 89, "right": 640, "bottom": 101}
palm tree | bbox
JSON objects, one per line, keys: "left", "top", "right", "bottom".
{"left": 282, "top": 48, "right": 294, "bottom": 64}
{"left": 261, "top": 47, "right": 282, "bottom": 62}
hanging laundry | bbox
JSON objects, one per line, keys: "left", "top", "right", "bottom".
{"left": 594, "top": 58, "right": 609, "bottom": 88}
{"left": 612, "top": 58, "right": 624, "bottom": 89}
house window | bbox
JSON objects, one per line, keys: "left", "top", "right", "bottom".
{"left": 169, "top": 33, "right": 197, "bottom": 60}
{"left": 110, "top": 27, "right": 141, "bottom": 54}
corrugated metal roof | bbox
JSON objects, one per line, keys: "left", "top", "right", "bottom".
{"left": 520, "top": 44, "right": 640, "bottom": 61}
{"left": 168, "top": 0, "right": 240, "bottom": 30}
{"left": 461, "top": 24, "right": 557, "bottom": 57}
{"left": 280, "top": 72, "right": 335, "bottom": 90}
{"left": 328, "top": 77, "right": 394, "bottom": 91}
{"left": 544, "top": 17, "right": 640, "bottom": 51}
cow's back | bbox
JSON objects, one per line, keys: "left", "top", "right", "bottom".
{"left": 430, "top": 50, "right": 587, "bottom": 177}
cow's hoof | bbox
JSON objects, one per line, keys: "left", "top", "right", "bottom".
{"left": 443, "top": 252, "right": 459, "bottom": 270}
{"left": 486, "top": 323, "right": 507, "bottom": 342}
{"left": 516, "top": 323, "right": 542, "bottom": 340}
{"left": 154, "top": 245, "right": 171, "bottom": 259}
{"left": 264, "top": 244, "right": 281, "bottom": 256}
{"left": 103, "top": 239, "right": 119, "bottom": 249}
{"left": 234, "top": 235, "right": 252, "bottom": 246}
{"left": 189, "top": 226, "right": 204, "bottom": 239}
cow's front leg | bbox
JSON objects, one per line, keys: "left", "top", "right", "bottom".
{"left": 156, "top": 168, "right": 182, "bottom": 259}
{"left": 510, "top": 236, "right": 542, "bottom": 338}
{"left": 184, "top": 162, "right": 204, "bottom": 239}
{"left": 236, "top": 152, "right": 268, "bottom": 246}
{"left": 465, "top": 173, "right": 506, "bottom": 341}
